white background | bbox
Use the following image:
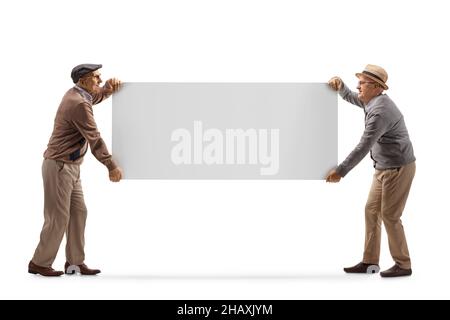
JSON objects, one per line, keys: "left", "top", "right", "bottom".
{"left": 1, "top": 0, "right": 448, "bottom": 300}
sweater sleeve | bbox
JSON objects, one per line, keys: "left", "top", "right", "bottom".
{"left": 335, "top": 112, "right": 389, "bottom": 177}
{"left": 91, "top": 82, "right": 114, "bottom": 105}
{"left": 72, "top": 102, "right": 117, "bottom": 171}
{"left": 339, "top": 83, "right": 365, "bottom": 108}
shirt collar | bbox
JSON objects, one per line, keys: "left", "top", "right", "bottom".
{"left": 74, "top": 85, "right": 93, "bottom": 104}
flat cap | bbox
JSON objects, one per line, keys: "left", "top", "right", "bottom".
{"left": 71, "top": 63, "right": 102, "bottom": 83}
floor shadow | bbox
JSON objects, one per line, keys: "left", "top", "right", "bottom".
{"left": 98, "top": 273, "right": 355, "bottom": 281}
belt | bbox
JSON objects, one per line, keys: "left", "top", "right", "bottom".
{"left": 374, "top": 164, "right": 401, "bottom": 172}
{"left": 382, "top": 167, "right": 401, "bottom": 172}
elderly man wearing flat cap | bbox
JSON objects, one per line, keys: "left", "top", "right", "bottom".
{"left": 29, "top": 64, "right": 123, "bottom": 276}
{"left": 327, "top": 64, "right": 416, "bottom": 278}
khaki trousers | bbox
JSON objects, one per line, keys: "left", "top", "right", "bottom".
{"left": 362, "top": 161, "right": 415, "bottom": 269}
{"left": 32, "top": 159, "right": 87, "bottom": 267}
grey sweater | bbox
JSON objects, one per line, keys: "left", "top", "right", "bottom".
{"left": 336, "top": 83, "right": 415, "bottom": 177}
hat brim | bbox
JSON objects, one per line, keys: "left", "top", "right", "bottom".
{"left": 355, "top": 73, "right": 388, "bottom": 90}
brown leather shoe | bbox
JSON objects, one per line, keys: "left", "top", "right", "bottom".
{"left": 65, "top": 262, "right": 101, "bottom": 275}
{"left": 28, "top": 261, "right": 64, "bottom": 277}
{"left": 344, "top": 262, "right": 380, "bottom": 274}
{"left": 380, "top": 264, "right": 412, "bottom": 278}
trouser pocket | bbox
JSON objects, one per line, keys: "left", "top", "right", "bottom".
{"left": 56, "top": 160, "right": 65, "bottom": 172}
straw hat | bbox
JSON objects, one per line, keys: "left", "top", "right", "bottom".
{"left": 356, "top": 64, "right": 389, "bottom": 90}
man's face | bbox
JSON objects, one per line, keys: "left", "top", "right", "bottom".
{"left": 356, "top": 75, "right": 382, "bottom": 103}
{"left": 80, "top": 70, "right": 102, "bottom": 93}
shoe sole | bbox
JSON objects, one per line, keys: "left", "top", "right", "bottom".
{"left": 380, "top": 272, "right": 412, "bottom": 278}
{"left": 28, "top": 270, "right": 63, "bottom": 276}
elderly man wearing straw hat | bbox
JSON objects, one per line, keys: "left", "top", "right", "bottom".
{"left": 327, "top": 64, "right": 416, "bottom": 278}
